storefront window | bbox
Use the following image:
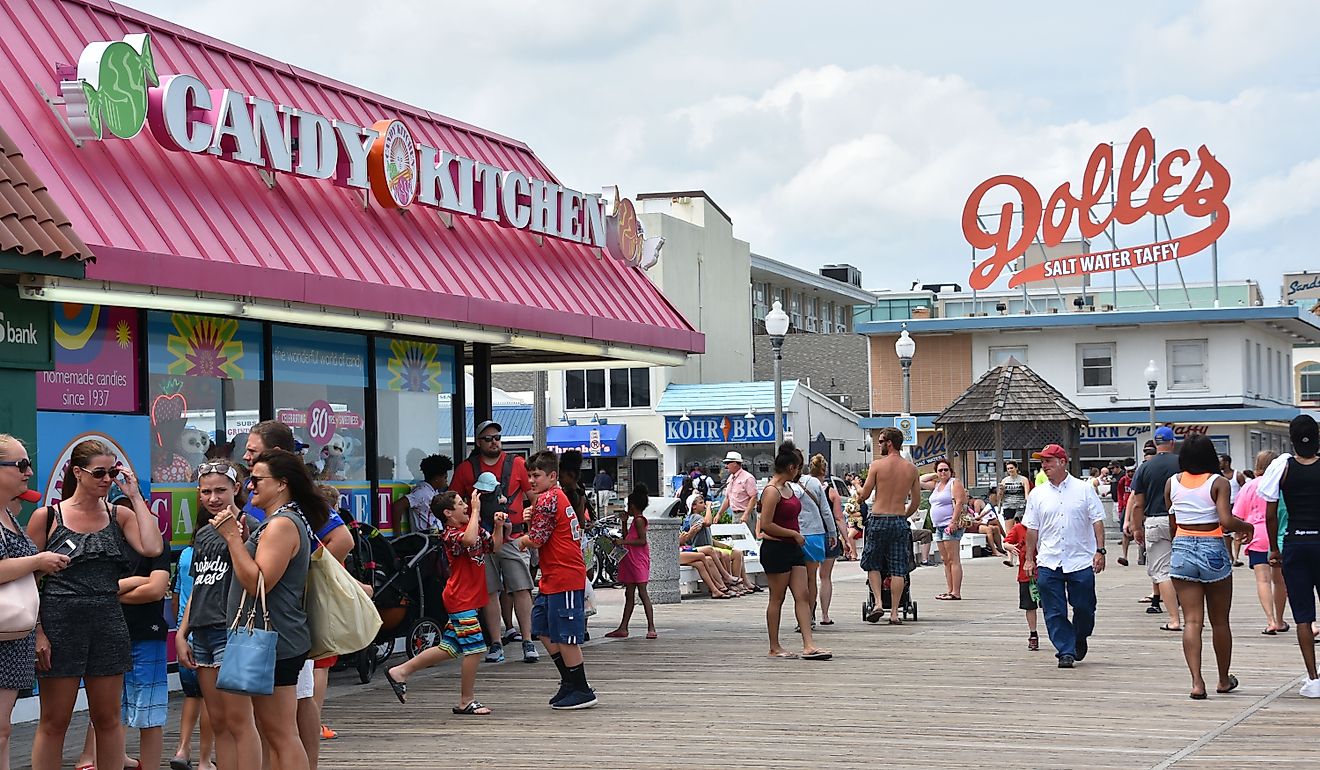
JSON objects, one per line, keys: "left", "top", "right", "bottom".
{"left": 145, "top": 312, "right": 262, "bottom": 547}
{"left": 146, "top": 312, "right": 263, "bottom": 481}
{"left": 375, "top": 336, "right": 458, "bottom": 532}
{"left": 38, "top": 303, "right": 142, "bottom": 413}
{"left": 271, "top": 326, "right": 368, "bottom": 483}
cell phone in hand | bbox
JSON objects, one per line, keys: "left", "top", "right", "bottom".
{"left": 50, "top": 538, "right": 79, "bottom": 558}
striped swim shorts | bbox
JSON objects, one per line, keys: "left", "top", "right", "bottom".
{"left": 437, "top": 609, "right": 487, "bottom": 658}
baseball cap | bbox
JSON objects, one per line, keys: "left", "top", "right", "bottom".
{"left": 1032, "top": 444, "right": 1068, "bottom": 461}
{"left": 1289, "top": 414, "right": 1318, "bottom": 456}
{"left": 474, "top": 472, "right": 499, "bottom": 492}
{"left": 1154, "top": 426, "right": 1176, "bottom": 442}
{"left": 475, "top": 420, "right": 502, "bottom": 437}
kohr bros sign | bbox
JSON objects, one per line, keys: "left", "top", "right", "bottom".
{"left": 664, "top": 414, "right": 790, "bottom": 445}
{"left": 59, "top": 34, "right": 659, "bottom": 268}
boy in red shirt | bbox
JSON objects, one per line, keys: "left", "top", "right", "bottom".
{"left": 515, "top": 451, "right": 596, "bottom": 710}
{"left": 385, "top": 491, "right": 505, "bottom": 715}
{"left": 1003, "top": 517, "right": 1040, "bottom": 651}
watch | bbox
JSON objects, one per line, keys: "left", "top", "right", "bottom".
{"left": 1095, "top": 547, "right": 1107, "bottom": 555}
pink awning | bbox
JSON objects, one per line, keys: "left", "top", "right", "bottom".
{"left": 0, "top": 0, "right": 703, "bottom": 354}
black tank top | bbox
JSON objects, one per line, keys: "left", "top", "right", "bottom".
{"left": 1281, "top": 457, "right": 1320, "bottom": 543}
{"left": 42, "top": 502, "right": 128, "bottom": 599}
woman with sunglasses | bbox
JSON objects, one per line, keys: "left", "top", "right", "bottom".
{"left": 921, "top": 459, "right": 967, "bottom": 600}
{"left": 211, "top": 449, "right": 329, "bottom": 770}
{"left": 177, "top": 460, "right": 262, "bottom": 770}
{"left": 25, "top": 439, "right": 163, "bottom": 770}
{"left": 0, "top": 436, "right": 71, "bottom": 770}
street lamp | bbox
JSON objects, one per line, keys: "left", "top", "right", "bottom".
{"left": 1144, "top": 359, "right": 1159, "bottom": 454}
{"left": 895, "top": 325, "right": 916, "bottom": 416}
{"left": 765, "top": 300, "right": 791, "bottom": 447}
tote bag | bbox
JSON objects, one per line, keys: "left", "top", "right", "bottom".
{"left": 0, "top": 513, "right": 40, "bottom": 641}
{"left": 217, "top": 573, "right": 278, "bottom": 696}
{"left": 305, "top": 540, "right": 381, "bottom": 660}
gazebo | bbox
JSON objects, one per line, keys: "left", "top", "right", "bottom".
{"left": 934, "top": 361, "right": 1089, "bottom": 486}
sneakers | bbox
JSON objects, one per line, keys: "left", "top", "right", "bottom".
{"left": 1027, "top": 634, "right": 1039, "bottom": 652}
{"left": 320, "top": 724, "right": 337, "bottom": 740}
{"left": 550, "top": 688, "right": 599, "bottom": 710}
{"left": 1300, "top": 678, "right": 1320, "bottom": 698}
{"left": 522, "top": 640, "right": 539, "bottom": 663}
{"left": 484, "top": 644, "right": 505, "bottom": 664}
{"left": 1075, "top": 638, "right": 1088, "bottom": 662}
{"left": 548, "top": 681, "right": 574, "bottom": 705}
{"left": 501, "top": 629, "right": 522, "bottom": 645}
{"left": 1058, "top": 654, "right": 1075, "bottom": 669}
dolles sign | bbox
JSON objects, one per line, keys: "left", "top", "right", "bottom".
{"left": 962, "top": 127, "right": 1231, "bottom": 290}
{"left": 59, "top": 34, "right": 655, "bottom": 267}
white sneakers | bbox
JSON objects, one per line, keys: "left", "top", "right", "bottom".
{"left": 1300, "top": 678, "right": 1320, "bottom": 698}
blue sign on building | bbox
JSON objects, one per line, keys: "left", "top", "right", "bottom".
{"left": 664, "top": 414, "right": 789, "bottom": 445}
{"left": 546, "top": 424, "right": 627, "bottom": 456}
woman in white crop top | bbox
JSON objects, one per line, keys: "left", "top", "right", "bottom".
{"left": 1163, "top": 435, "right": 1254, "bottom": 700}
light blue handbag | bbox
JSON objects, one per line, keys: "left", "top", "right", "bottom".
{"left": 217, "top": 573, "right": 278, "bottom": 697}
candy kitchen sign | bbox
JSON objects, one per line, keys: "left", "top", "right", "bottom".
{"left": 58, "top": 34, "right": 658, "bottom": 268}
{"left": 961, "top": 127, "right": 1231, "bottom": 290}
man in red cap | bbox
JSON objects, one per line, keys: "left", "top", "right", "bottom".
{"left": 1022, "top": 443, "right": 1107, "bottom": 668}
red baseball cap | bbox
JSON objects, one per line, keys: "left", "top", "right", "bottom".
{"left": 1032, "top": 444, "right": 1068, "bottom": 461}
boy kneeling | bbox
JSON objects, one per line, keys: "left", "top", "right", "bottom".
{"left": 386, "top": 491, "right": 503, "bottom": 715}
{"left": 516, "top": 451, "right": 597, "bottom": 709}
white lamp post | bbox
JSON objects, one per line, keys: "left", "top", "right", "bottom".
{"left": 765, "top": 300, "right": 791, "bottom": 447}
{"left": 895, "top": 325, "right": 916, "bottom": 416}
{"left": 1144, "top": 359, "right": 1160, "bottom": 454}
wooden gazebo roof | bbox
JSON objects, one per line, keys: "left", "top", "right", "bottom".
{"left": 934, "top": 361, "right": 1088, "bottom": 453}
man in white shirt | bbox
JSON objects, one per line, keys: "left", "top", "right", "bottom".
{"left": 1023, "top": 444, "right": 1107, "bottom": 669}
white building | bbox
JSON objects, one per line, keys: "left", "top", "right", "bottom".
{"left": 536, "top": 191, "right": 865, "bottom": 493}
{"left": 859, "top": 304, "right": 1320, "bottom": 484}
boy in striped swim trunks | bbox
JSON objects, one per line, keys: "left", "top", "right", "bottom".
{"left": 386, "top": 491, "right": 505, "bottom": 715}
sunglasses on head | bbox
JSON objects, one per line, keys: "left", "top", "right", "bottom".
{"left": 0, "top": 459, "right": 33, "bottom": 473}
{"left": 79, "top": 466, "right": 120, "bottom": 479}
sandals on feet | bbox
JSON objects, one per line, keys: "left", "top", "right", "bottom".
{"left": 1217, "top": 674, "right": 1240, "bottom": 694}
{"left": 604, "top": 629, "right": 629, "bottom": 638}
{"left": 385, "top": 670, "right": 407, "bottom": 704}
{"left": 802, "top": 649, "right": 833, "bottom": 660}
{"left": 1159, "top": 624, "right": 1182, "bottom": 632}
{"left": 453, "top": 700, "right": 491, "bottom": 715}
{"left": 768, "top": 651, "right": 798, "bottom": 659}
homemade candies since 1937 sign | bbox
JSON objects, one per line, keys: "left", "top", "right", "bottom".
{"left": 961, "top": 127, "right": 1231, "bottom": 290}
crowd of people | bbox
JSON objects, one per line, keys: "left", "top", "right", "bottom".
{"left": 2, "top": 409, "right": 1318, "bottom": 768}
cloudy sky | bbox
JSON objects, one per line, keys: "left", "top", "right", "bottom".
{"left": 129, "top": 0, "right": 1320, "bottom": 300}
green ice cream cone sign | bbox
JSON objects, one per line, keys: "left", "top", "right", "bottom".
{"left": 61, "top": 33, "right": 159, "bottom": 141}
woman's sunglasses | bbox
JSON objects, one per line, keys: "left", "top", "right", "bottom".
{"left": 0, "top": 459, "right": 33, "bottom": 473}
{"left": 78, "top": 466, "right": 121, "bottom": 479}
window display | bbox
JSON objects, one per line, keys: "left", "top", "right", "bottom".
{"left": 271, "top": 326, "right": 368, "bottom": 482}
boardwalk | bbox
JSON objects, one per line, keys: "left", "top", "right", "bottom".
{"left": 11, "top": 557, "right": 1319, "bottom": 769}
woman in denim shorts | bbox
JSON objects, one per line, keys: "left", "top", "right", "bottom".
{"left": 1166, "top": 435, "right": 1254, "bottom": 700}
{"left": 176, "top": 461, "right": 262, "bottom": 770}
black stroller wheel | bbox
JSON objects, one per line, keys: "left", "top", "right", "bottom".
{"left": 406, "top": 617, "right": 443, "bottom": 659}
{"left": 357, "top": 650, "right": 376, "bottom": 684}
{"left": 371, "top": 637, "right": 396, "bottom": 665}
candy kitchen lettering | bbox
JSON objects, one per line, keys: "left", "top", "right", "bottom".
{"left": 59, "top": 34, "right": 659, "bottom": 268}
{"left": 962, "top": 127, "right": 1231, "bottom": 290}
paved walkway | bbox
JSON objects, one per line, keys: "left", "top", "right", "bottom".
{"left": 11, "top": 556, "right": 1319, "bottom": 769}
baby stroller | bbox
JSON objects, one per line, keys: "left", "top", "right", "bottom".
{"left": 862, "top": 572, "right": 918, "bottom": 623}
{"left": 340, "top": 522, "right": 448, "bottom": 682}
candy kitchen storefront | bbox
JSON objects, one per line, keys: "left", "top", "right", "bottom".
{"left": 0, "top": 0, "right": 701, "bottom": 546}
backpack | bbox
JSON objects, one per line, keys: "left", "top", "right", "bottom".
{"left": 696, "top": 474, "right": 712, "bottom": 500}
{"left": 471, "top": 454, "right": 516, "bottom": 531}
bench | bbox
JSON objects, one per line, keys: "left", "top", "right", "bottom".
{"left": 679, "top": 523, "right": 766, "bottom": 596}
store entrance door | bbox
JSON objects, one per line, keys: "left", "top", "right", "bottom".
{"left": 632, "top": 459, "right": 660, "bottom": 495}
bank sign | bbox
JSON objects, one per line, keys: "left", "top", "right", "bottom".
{"left": 664, "top": 414, "right": 789, "bottom": 445}
{"left": 962, "top": 127, "right": 1231, "bottom": 290}
{"left": 58, "top": 34, "right": 659, "bottom": 268}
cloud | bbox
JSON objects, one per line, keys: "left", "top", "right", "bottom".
{"left": 122, "top": 0, "right": 1320, "bottom": 300}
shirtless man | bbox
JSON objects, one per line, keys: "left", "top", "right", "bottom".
{"left": 857, "top": 427, "right": 923, "bottom": 623}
